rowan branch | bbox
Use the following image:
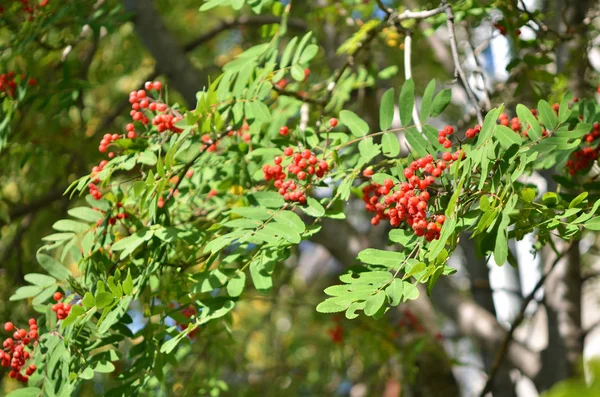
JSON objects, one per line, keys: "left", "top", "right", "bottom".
{"left": 442, "top": 1, "right": 484, "bottom": 124}
{"left": 165, "top": 128, "right": 231, "bottom": 202}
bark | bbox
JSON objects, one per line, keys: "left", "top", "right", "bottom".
{"left": 539, "top": 241, "right": 583, "bottom": 389}
{"left": 462, "top": 239, "right": 517, "bottom": 397}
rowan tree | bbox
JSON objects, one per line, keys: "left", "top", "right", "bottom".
{"left": 1, "top": 0, "right": 600, "bottom": 396}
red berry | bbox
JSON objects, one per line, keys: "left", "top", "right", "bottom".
{"left": 363, "top": 168, "right": 374, "bottom": 177}
{"left": 283, "top": 147, "right": 293, "bottom": 156}
{"left": 279, "top": 126, "right": 289, "bottom": 136}
{"left": 329, "top": 118, "right": 338, "bottom": 127}
{"left": 436, "top": 215, "right": 446, "bottom": 224}
{"left": 4, "top": 322, "right": 14, "bottom": 332}
{"left": 53, "top": 292, "right": 62, "bottom": 301}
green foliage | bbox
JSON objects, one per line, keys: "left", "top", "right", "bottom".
{"left": 1, "top": 0, "right": 600, "bottom": 395}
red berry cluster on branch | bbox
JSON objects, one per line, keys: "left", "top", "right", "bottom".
{"left": 127, "top": 81, "right": 182, "bottom": 136}
{"left": 51, "top": 292, "right": 71, "bottom": 320}
{"left": 0, "top": 72, "right": 36, "bottom": 97}
{"left": 566, "top": 122, "right": 600, "bottom": 175}
{"left": 1, "top": 319, "right": 39, "bottom": 384}
{"left": 93, "top": 202, "right": 128, "bottom": 227}
{"left": 263, "top": 146, "right": 329, "bottom": 203}
{"left": 88, "top": 160, "right": 108, "bottom": 200}
{"left": 437, "top": 125, "right": 454, "bottom": 148}
{"left": 362, "top": 150, "right": 462, "bottom": 242}
{"left": 227, "top": 122, "right": 251, "bottom": 143}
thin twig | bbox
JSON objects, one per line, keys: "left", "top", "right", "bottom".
{"left": 466, "top": 33, "right": 492, "bottom": 112}
{"left": 479, "top": 243, "right": 573, "bottom": 396}
{"left": 374, "top": 0, "right": 393, "bottom": 17}
{"left": 442, "top": 1, "right": 484, "bottom": 125}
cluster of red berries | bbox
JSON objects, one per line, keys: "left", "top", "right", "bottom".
{"left": 0, "top": 72, "right": 36, "bottom": 97}
{"left": 436, "top": 125, "right": 454, "bottom": 148}
{"left": 126, "top": 81, "right": 182, "bottom": 137}
{"left": 200, "top": 134, "right": 218, "bottom": 152}
{"left": 93, "top": 202, "right": 128, "bottom": 227}
{"left": 179, "top": 306, "right": 199, "bottom": 338}
{"left": 362, "top": 151, "right": 463, "bottom": 242}
{"left": 583, "top": 122, "right": 600, "bottom": 144}
{"left": 263, "top": 147, "right": 330, "bottom": 203}
{"left": 567, "top": 147, "right": 599, "bottom": 175}
{"left": 465, "top": 110, "right": 551, "bottom": 140}
{"left": 1, "top": 319, "right": 39, "bottom": 384}
{"left": 0, "top": 0, "right": 49, "bottom": 19}
{"left": 227, "top": 122, "right": 251, "bottom": 143}
{"left": 88, "top": 159, "right": 108, "bottom": 200}
{"left": 498, "top": 113, "right": 521, "bottom": 132}
{"left": 98, "top": 133, "right": 120, "bottom": 154}
{"left": 50, "top": 292, "right": 71, "bottom": 320}
{"left": 566, "top": 111, "right": 599, "bottom": 174}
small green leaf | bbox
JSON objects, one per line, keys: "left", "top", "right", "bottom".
{"left": 82, "top": 292, "right": 95, "bottom": 309}
{"left": 382, "top": 132, "right": 400, "bottom": 157}
{"left": 79, "top": 367, "right": 94, "bottom": 380}
{"left": 316, "top": 298, "right": 347, "bottom": 313}
{"left": 429, "top": 88, "right": 452, "bottom": 117}
{"left": 227, "top": 272, "right": 246, "bottom": 297}
{"left": 420, "top": 79, "right": 436, "bottom": 122}
{"left": 521, "top": 188, "right": 536, "bottom": 202}
{"left": 160, "top": 333, "right": 185, "bottom": 354}
{"left": 358, "top": 249, "right": 404, "bottom": 267}
{"left": 10, "top": 286, "right": 43, "bottom": 301}
{"left": 402, "top": 282, "right": 419, "bottom": 301}
{"left": 385, "top": 279, "right": 403, "bottom": 306}
{"left": 364, "top": 291, "right": 386, "bottom": 316}
{"left": 123, "top": 271, "right": 134, "bottom": 295}
{"left": 24, "top": 273, "right": 56, "bottom": 287}
{"left": 379, "top": 88, "right": 395, "bottom": 131}
{"left": 569, "top": 192, "right": 588, "bottom": 209}
{"left": 299, "top": 44, "right": 319, "bottom": 64}
{"left": 516, "top": 104, "right": 542, "bottom": 141}
{"left": 584, "top": 217, "right": 600, "bottom": 230}
{"left": 399, "top": 79, "right": 414, "bottom": 127}
{"left": 52, "top": 220, "right": 89, "bottom": 233}
{"left": 495, "top": 125, "right": 523, "bottom": 148}
{"left": 340, "top": 110, "right": 369, "bottom": 137}
{"left": 68, "top": 207, "right": 103, "bottom": 223}
{"left": 302, "top": 197, "right": 325, "bottom": 217}
{"left": 93, "top": 360, "right": 115, "bottom": 374}
{"left": 405, "top": 127, "right": 429, "bottom": 158}
{"left": 36, "top": 252, "right": 71, "bottom": 280}
{"left": 537, "top": 99, "right": 558, "bottom": 131}
{"left": 5, "top": 387, "right": 42, "bottom": 397}
{"left": 95, "top": 291, "right": 114, "bottom": 309}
